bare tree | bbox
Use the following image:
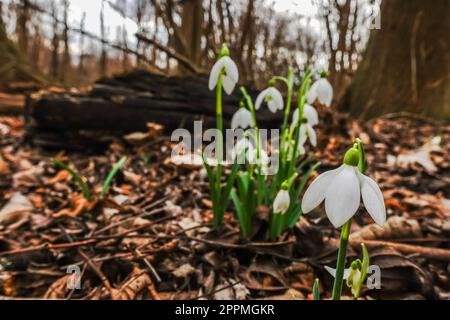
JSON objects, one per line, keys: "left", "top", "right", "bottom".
{"left": 78, "top": 12, "right": 86, "bottom": 75}
{"left": 49, "top": 1, "right": 59, "bottom": 80}
{"left": 17, "top": 0, "right": 30, "bottom": 55}
{"left": 99, "top": 0, "right": 108, "bottom": 77}
{"left": 60, "top": 0, "right": 71, "bottom": 84}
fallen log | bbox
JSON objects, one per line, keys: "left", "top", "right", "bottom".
{"left": 25, "top": 70, "right": 281, "bottom": 149}
{"left": 0, "top": 92, "right": 25, "bottom": 115}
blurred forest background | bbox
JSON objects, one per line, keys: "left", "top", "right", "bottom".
{"left": 0, "top": 0, "right": 449, "bottom": 119}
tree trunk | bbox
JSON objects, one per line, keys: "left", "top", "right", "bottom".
{"left": 340, "top": 0, "right": 450, "bottom": 119}
{"left": 17, "top": 0, "right": 29, "bottom": 55}
{"left": 177, "top": 0, "right": 203, "bottom": 72}
{"left": 60, "top": 0, "right": 71, "bottom": 85}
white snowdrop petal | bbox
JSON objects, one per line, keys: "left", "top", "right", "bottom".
{"left": 360, "top": 174, "right": 386, "bottom": 226}
{"left": 344, "top": 269, "right": 351, "bottom": 280}
{"left": 269, "top": 87, "right": 284, "bottom": 111}
{"left": 299, "top": 124, "right": 307, "bottom": 140}
{"left": 255, "top": 89, "right": 268, "bottom": 110}
{"left": 297, "top": 134, "right": 307, "bottom": 155}
{"left": 222, "top": 75, "right": 235, "bottom": 95}
{"left": 208, "top": 60, "right": 223, "bottom": 90}
{"left": 307, "top": 82, "right": 318, "bottom": 104}
{"left": 292, "top": 108, "right": 299, "bottom": 124}
{"left": 301, "top": 165, "right": 344, "bottom": 214}
{"left": 274, "top": 190, "right": 290, "bottom": 214}
{"left": 221, "top": 56, "right": 239, "bottom": 83}
{"left": 231, "top": 108, "right": 252, "bottom": 129}
{"left": 324, "top": 266, "right": 351, "bottom": 280}
{"left": 307, "top": 124, "right": 317, "bottom": 147}
{"left": 233, "top": 138, "right": 253, "bottom": 162}
{"left": 267, "top": 100, "right": 278, "bottom": 113}
{"left": 303, "top": 104, "right": 319, "bottom": 126}
{"left": 316, "top": 78, "right": 333, "bottom": 107}
{"left": 325, "top": 165, "right": 361, "bottom": 228}
{"left": 231, "top": 110, "right": 240, "bottom": 129}
{"left": 324, "top": 266, "right": 336, "bottom": 277}
{"left": 297, "top": 143, "right": 306, "bottom": 156}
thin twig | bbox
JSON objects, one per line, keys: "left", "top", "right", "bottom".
{"left": 350, "top": 239, "right": 450, "bottom": 261}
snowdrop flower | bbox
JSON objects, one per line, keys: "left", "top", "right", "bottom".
{"left": 325, "top": 266, "right": 352, "bottom": 282}
{"left": 292, "top": 104, "right": 319, "bottom": 127}
{"left": 325, "top": 265, "right": 361, "bottom": 296}
{"left": 307, "top": 77, "right": 333, "bottom": 107}
{"left": 293, "top": 104, "right": 319, "bottom": 151}
{"left": 299, "top": 122, "right": 317, "bottom": 148}
{"left": 232, "top": 137, "right": 255, "bottom": 162}
{"left": 273, "top": 187, "right": 290, "bottom": 215}
{"left": 209, "top": 46, "right": 239, "bottom": 95}
{"left": 255, "top": 87, "right": 284, "bottom": 113}
{"left": 301, "top": 148, "right": 386, "bottom": 228}
{"left": 248, "top": 147, "right": 269, "bottom": 166}
{"left": 231, "top": 108, "right": 253, "bottom": 129}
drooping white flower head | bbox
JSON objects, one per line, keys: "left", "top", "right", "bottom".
{"left": 293, "top": 104, "right": 319, "bottom": 127}
{"left": 292, "top": 104, "right": 318, "bottom": 152}
{"left": 307, "top": 78, "right": 333, "bottom": 107}
{"left": 325, "top": 264, "right": 362, "bottom": 297}
{"left": 273, "top": 189, "right": 290, "bottom": 214}
{"left": 209, "top": 49, "right": 239, "bottom": 95}
{"left": 255, "top": 87, "right": 284, "bottom": 113}
{"left": 231, "top": 108, "right": 253, "bottom": 129}
{"left": 247, "top": 146, "right": 269, "bottom": 166}
{"left": 232, "top": 137, "right": 254, "bottom": 163}
{"left": 299, "top": 123, "right": 317, "bottom": 148}
{"left": 301, "top": 148, "right": 386, "bottom": 228}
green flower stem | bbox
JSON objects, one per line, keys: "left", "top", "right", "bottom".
{"left": 285, "top": 70, "right": 311, "bottom": 176}
{"left": 281, "top": 67, "right": 294, "bottom": 130}
{"left": 286, "top": 95, "right": 306, "bottom": 177}
{"left": 240, "top": 87, "right": 257, "bottom": 127}
{"left": 332, "top": 218, "right": 352, "bottom": 300}
{"left": 313, "top": 278, "right": 320, "bottom": 300}
{"left": 332, "top": 139, "right": 367, "bottom": 299}
{"left": 214, "top": 76, "right": 223, "bottom": 227}
{"left": 240, "top": 86, "right": 263, "bottom": 184}
{"left": 100, "top": 156, "right": 127, "bottom": 199}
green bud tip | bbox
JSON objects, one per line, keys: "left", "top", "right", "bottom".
{"left": 239, "top": 100, "right": 245, "bottom": 108}
{"left": 268, "top": 79, "right": 276, "bottom": 87}
{"left": 343, "top": 148, "right": 360, "bottom": 167}
{"left": 281, "top": 181, "right": 289, "bottom": 190}
{"left": 219, "top": 44, "right": 230, "bottom": 58}
{"left": 350, "top": 259, "right": 362, "bottom": 270}
{"left": 320, "top": 70, "right": 329, "bottom": 78}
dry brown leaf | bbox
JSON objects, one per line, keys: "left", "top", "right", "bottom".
{"left": 0, "top": 193, "right": 33, "bottom": 225}
{"left": 44, "top": 275, "right": 72, "bottom": 299}
{"left": 396, "top": 138, "right": 442, "bottom": 173}
{"left": 172, "top": 264, "right": 195, "bottom": 278}
{"left": 45, "top": 170, "right": 71, "bottom": 185}
{"left": 12, "top": 163, "right": 44, "bottom": 188}
{"left": 0, "top": 154, "right": 9, "bottom": 175}
{"left": 52, "top": 194, "right": 97, "bottom": 218}
{"left": 350, "top": 216, "right": 422, "bottom": 240}
{"left": 263, "top": 288, "right": 305, "bottom": 300}
{"left": 403, "top": 194, "right": 450, "bottom": 217}
{"left": 111, "top": 269, "right": 157, "bottom": 300}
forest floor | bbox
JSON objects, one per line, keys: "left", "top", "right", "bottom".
{"left": 0, "top": 108, "right": 449, "bottom": 300}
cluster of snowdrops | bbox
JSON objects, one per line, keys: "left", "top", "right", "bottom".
{"left": 202, "top": 45, "right": 387, "bottom": 300}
